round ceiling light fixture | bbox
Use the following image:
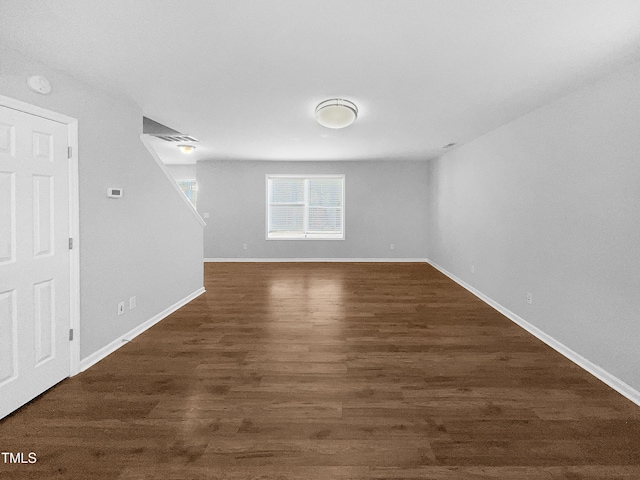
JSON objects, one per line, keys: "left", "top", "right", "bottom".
{"left": 315, "top": 98, "right": 358, "bottom": 129}
{"left": 178, "top": 145, "right": 196, "bottom": 154}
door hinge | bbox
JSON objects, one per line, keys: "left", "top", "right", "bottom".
{"left": 69, "top": 329, "right": 74, "bottom": 341}
{"left": 68, "top": 146, "right": 72, "bottom": 159}
{"left": 69, "top": 238, "right": 73, "bottom": 250}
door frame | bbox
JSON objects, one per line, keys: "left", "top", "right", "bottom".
{"left": 0, "top": 95, "right": 81, "bottom": 376}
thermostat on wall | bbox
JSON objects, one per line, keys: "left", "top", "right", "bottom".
{"left": 107, "top": 187, "right": 123, "bottom": 198}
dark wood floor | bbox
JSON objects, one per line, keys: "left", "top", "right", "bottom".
{"left": 1, "top": 263, "right": 640, "bottom": 479}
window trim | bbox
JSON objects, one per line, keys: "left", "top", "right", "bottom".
{"left": 265, "top": 174, "right": 345, "bottom": 241}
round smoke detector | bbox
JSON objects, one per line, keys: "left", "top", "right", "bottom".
{"left": 27, "top": 75, "right": 52, "bottom": 95}
{"left": 315, "top": 99, "right": 358, "bottom": 129}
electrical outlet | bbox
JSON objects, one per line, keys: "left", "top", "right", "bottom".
{"left": 526, "top": 292, "right": 533, "bottom": 305}
{"left": 243, "top": 243, "right": 248, "bottom": 250}
{"left": 129, "top": 296, "right": 136, "bottom": 310}
{"left": 117, "top": 302, "right": 125, "bottom": 315}
{"left": 203, "top": 212, "right": 210, "bottom": 218}
{"left": 471, "top": 265, "right": 475, "bottom": 274}
{"left": 390, "top": 244, "right": 395, "bottom": 250}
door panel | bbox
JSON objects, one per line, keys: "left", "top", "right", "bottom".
{"left": 33, "top": 174, "right": 54, "bottom": 257}
{"left": 34, "top": 279, "right": 55, "bottom": 365}
{"left": 0, "top": 171, "right": 15, "bottom": 264}
{"left": 0, "top": 289, "right": 17, "bottom": 385}
{"left": 0, "top": 106, "right": 70, "bottom": 419}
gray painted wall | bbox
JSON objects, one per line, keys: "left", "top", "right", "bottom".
{"left": 426, "top": 59, "right": 640, "bottom": 392}
{"left": 0, "top": 46, "right": 204, "bottom": 359}
{"left": 197, "top": 160, "right": 428, "bottom": 259}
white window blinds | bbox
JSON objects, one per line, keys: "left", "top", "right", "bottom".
{"left": 267, "top": 175, "right": 344, "bottom": 239}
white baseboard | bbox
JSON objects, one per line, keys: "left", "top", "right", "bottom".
{"left": 204, "top": 258, "right": 428, "bottom": 262}
{"left": 79, "top": 287, "right": 206, "bottom": 372}
{"left": 426, "top": 259, "right": 640, "bottom": 408}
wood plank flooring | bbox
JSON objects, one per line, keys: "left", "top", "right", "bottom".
{"left": 1, "top": 262, "right": 640, "bottom": 479}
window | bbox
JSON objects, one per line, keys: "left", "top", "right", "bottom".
{"left": 267, "top": 175, "right": 344, "bottom": 240}
{"left": 176, "top": 179, "right": 197, "bottom": 207}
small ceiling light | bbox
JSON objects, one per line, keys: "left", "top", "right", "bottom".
{"left": 316, "top": 99, "right": 358, "bottom": 129}
{"left": 178, "top": 145, "right": 196, "bottom": 154}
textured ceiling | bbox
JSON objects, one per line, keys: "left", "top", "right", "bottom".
{"left": 2, "top": 0, "right": 640, "bottom": 164}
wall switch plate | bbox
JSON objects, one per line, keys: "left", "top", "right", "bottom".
{"left": 526, "top": 292, "right": 533, "bottom": 305}
{"left": 203, "top": 212, "right": 210, "bottom": 218}
{"left": 243, "top": 243, "right": 248, "bottom": 250}
{"left": 117, "top": 302, "right": 125, "bottom": 315}
{"left": 129, "top": 296, "right": 136, "bottom": 310}
{"left": 471, "top": 265, "right": 475, "bottom": 274}
{"left": 390, "top": 244, "right": 395, "bottom": 250}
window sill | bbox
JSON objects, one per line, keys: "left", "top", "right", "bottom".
{"left": 266, "top": 235, "right": 345, "bottom": 241}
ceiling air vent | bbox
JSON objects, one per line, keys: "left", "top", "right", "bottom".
{"left": 142, "top": 117, "right": 198, "bottom": 143}
{"left": 155, "top": 135, "right": 198, "bottom": 143}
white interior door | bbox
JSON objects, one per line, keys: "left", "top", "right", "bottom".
{"left": 0, "top": 105, "right": 71, "bottom": 419}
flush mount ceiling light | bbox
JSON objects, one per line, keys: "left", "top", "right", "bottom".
{"left": 315, "top": 99, "right": 358, "bottom": 129}
{"left": 178, "top": 145, "right": 196, "bottom": 154}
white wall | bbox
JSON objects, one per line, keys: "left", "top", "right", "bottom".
{"left": 166, "top": 164, "right": 196, "bottom": 180}
{"left": 426, "top": 59, "right": 640, "bottom": 392}
{"left": 198, "top": 160, "right": 428, "bottom": 259}
{"left": 0, "top": 46, "right": 204, "bottom": 360}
